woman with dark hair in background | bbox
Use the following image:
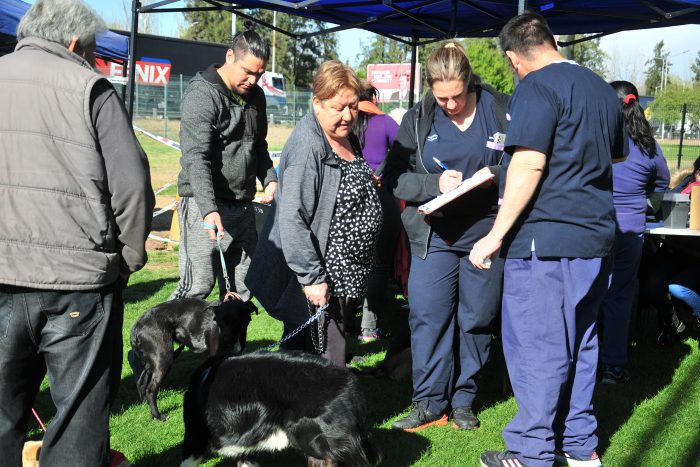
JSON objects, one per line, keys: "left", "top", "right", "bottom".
{"left": 352, "top": 84, "right": 400, "bottom": 342}
{"left": 384, "top": 41, "right": 509, "bottom": 431}
{"left": 599, "top": 80, "right": 669, "bottom": 383}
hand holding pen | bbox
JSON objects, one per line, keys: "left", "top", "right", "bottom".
{"left": 434, "top": 157, "right": 463, "bottom": 193}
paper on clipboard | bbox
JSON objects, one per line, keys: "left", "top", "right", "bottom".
{"left": 418, "top": 172, "right": 495, "bottom": 215}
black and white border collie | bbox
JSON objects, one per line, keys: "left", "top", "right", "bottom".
{"left": 181, "top": 351, "right": 380, "bottom": 466}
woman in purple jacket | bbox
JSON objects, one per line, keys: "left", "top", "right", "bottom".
{"left": 353, "top": 85, "right": 400, "bottom": 341}
{"left": 600, "top": 80, "right": 670, "bottom": 384}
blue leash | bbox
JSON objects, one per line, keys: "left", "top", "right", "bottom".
{"left": 203, "top": 221, "right": 328, "bottom": 352}
{"left": 202, "top": 222, "right": 238, "bottom": 300}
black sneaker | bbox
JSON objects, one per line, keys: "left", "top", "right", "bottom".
{"left": 657, "top": 310, "right": 686, "bottom": 346}
{"left": 600, "top": 365, "right": 630, "bottom": 385}
{"left": 451, "top": 406, "right": 480, "bottom": 430}
{"left": 391, "top": 401, "right": 448, "bottom": 432}
{"left": 554, "top": 449, "right": 602, "bottom": 466}
{"left": 480, "top": 451, "right": 527, "bottom": 467}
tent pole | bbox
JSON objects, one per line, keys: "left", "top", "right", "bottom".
{"left": 518, "top": 0, "right": 528, "bottom": 15}
{"left": 127, "top": 0, "right": 140, "bottom": 120}
{"left": 408, "top": 37, "right": 417, "bottom": 108}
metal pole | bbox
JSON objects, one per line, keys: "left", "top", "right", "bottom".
{"left": 272, "top": 11, "right": 277, "bottom": 73}
{"left": 678, "top": 103, "right": 687, "bottom": 169}
{"left": 408, "top": 37, "right": 417, "bottom": 109}
{"left": 126, "top": 0, "right": 140, "bottom": 120}
{"left": 232, "top": 4, "right": 237, "bottom": 38}
{"left": 164, "top": 81, "right": 168, "bottom": 138}
{"left": 518, "top": 0, "right": 528, "bottom": 14}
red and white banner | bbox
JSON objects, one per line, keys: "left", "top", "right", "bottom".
{"left": 96, "top": 58, "right": 172, "bottom": 86}
{"left": 367, "top": 63, "right": 421, "bottom": 104}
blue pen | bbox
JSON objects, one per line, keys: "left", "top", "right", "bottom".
{"left": 432, "top": 157, "right": 449, "bottom": 171}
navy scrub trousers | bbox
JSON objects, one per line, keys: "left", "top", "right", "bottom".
{"left": 501, "top": 251, "right": 611, "bottom": 467}
{"left": 407, "top": 235, "right": 503, "bottom": 415}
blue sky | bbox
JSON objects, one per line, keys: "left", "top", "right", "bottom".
{"left": 65, "top": 1, "right": 700, "bottom": 81}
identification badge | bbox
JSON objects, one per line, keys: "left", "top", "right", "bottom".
{"left": 486, "top": 132, "right": 506, "bottom": 151}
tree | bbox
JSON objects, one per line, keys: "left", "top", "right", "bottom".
{"left": 644, "top": 41, "right": 669, "bottom": 96}
{"left": 355, "top": 37, "right": 513, "bottom": 94}
{"left": 558, "top": 34, "right": 609, "bottom": 78}
{"left": 465, "top": 38, "right": 514, "bottom": 94}
{"left": 648, "top": 82, "right": 700, "bottom": 127}
{"left": 181, "top": 3, "right": 338, "bottom": 88}
{"left": 691, "top": 50, "right": 700, "bottom": 83}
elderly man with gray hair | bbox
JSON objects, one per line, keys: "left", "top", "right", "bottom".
{"left": 0, "top": 1, "right": 154, "bottom": 465}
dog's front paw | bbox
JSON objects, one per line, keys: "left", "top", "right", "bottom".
{"left": 153, "top": 413, "right": 169, "bottom": 422}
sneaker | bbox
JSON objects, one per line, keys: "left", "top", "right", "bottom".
{"left": 657, "top": 310, "right": 686, "bottom": 346}
{"left": 600, "top": 365, "right": 630, "bottom": 385}
{"left": 480, "top": 451, "right": 527, "bottom": 467}
{"left": 391, "top": 402, "right": 448, "bottom": 432}
{"left": 451, "top": 406, "right": 480, "bottom": 430}
{"left": 357, "top": 327, "right": 382, "bottom": 343}
{"left": 554, "top": 450, "right": 602, "bottom": 466}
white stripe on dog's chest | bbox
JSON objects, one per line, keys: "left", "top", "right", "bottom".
{"left": 217, "top": 429, "right": 290, "bottom": 457}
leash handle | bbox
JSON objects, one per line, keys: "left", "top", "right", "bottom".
{"left": 202, "top": 222, "right": 233, "bottom": 299}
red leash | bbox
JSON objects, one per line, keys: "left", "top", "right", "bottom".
{"left": 31, "top": 408, "right": 47, "bottom": 432}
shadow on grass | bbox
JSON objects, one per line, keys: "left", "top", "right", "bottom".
{"left": 123, "top": 278, "right": 178, "bottom": 304}
{"left": 596, "top": 313, "right": 691, "bottom": 459}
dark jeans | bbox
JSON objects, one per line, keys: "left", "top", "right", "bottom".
{"left": 0, "top": 283, "right": 123, "bottom": 467}
{"left": 280, "top": 296, "right": 358, "bottom": 367}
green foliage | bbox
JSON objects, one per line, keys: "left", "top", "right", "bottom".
{"left": 465, "top": 38, "right": 514, "bottom": 94}
{"left": 691, "top": 50, "right": 700, "bottom": 83}
{"left": 566, "top": 35, "right": 609, "bottom": 78}
{"left": 180, "top": 2, "right": 338, "bottom": 88}
{"left": 645, "top": 41, "right": 669, "bottom": 96}
{"left": 648, "top": 82, "right": 700, "bottom": 124}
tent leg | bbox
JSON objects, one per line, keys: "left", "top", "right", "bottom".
{"left": 127, "top": 0, "right": 140, "bottom": 120}
{"left": 408, "top": 37, "right": 417, "bottom": 109}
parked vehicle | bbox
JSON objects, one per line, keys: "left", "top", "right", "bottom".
{"left": 260, "top": 71, "right": 288, "bottom": 117}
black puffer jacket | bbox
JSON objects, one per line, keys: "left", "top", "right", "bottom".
{"left": 383, "top": 83, "right": 510, "bottom": 258}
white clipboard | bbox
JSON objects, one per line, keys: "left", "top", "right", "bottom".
{"left": 418, "top": 172, "right": 495, "bottom": 215}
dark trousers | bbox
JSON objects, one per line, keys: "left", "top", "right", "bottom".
{"left": 361, "top": 191, "right": 402, "bottom": 330}
{"left": 407, "top": 237, "right": 503, "bottom": 414}
{"left": 600, "top": 232, "right": 644, "bottom": 367}
{"left": 280, "top": 296, "right": 358, "bottom": 367}
{"left": 502, "top": 252, "right": 610, "bottom": 467}
{"left": 0, "top": 283, "right": 122, "bottom": 467}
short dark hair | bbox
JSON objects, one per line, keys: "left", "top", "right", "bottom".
{"left": 499, "top": 11, "right": 557, "bottom": 58}
{"left": 229, "top": 29, "right": 270, "bottom": 63}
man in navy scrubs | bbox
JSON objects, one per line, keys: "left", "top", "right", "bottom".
{"left": 471, "top": 12, "right": 627, "bottom": 467}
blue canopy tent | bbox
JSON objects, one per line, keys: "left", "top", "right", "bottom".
{"left": 0, "top": 0, "right": 130, "bottom": 61}
{"left": 126, "top": 0, "right": 700, "bottom": 115}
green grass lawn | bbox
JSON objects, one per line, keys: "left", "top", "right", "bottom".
{"left": 26, "top": 250, "right": 700, "bottom": 466}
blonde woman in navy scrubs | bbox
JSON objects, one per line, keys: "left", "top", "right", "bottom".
{"left": 384, "top": 41, "right": 509, "bottom": 432}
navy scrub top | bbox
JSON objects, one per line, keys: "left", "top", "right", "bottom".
{"left": 501, "top": 61, "right": 627, "bottom": 259}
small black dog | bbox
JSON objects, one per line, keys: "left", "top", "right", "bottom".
{"left": 128, "top": 298, "right": 256, "bottom": 421}
{"left": 181, "top": 351, "right": 380, "bottom": 466}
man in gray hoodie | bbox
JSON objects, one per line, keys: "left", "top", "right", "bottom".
{"left": 169, "top": 29, "right": 277, "bottom": 303}
{"left": 0, "top": 1, "right": 154, "bottom": 465}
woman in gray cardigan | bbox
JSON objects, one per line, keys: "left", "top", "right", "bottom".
{"left": 246, "top": 61, "right": 382, "bottom": 366}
